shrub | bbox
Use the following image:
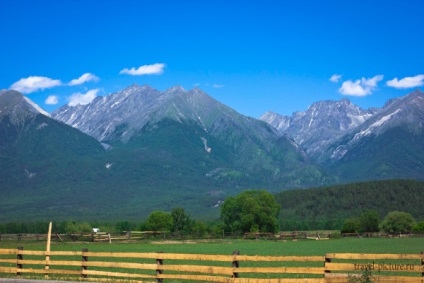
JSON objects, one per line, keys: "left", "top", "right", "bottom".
{"left": 380, "top": 211, "right": 415, "bottom": 234}
{"left": 412, "top": 221, "right": 424, "bottom": 233}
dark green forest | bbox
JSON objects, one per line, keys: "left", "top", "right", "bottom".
{"left": 275, "top": 179, "right": 424, "bottom": 230}
{"left": 1, "top": 179, "right": 423, "bottom": 234}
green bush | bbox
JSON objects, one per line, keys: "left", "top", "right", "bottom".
{"left": 380, "top": 211, "right": 415, "bottom": 234}
{"left": 412, "top": 221, "right": 424, "bottom": 233}
{"left": 341, "top": 218, "right": 360, "bottom": 233}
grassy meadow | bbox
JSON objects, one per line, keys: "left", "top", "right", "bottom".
{"left": 1, "top": 237, "right": 423, "bottom": 255}
{"left": 1, "top": 238, "right": 423, "bottom": 282}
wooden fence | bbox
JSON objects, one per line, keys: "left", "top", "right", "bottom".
{"left": 0, "top": 248, "right": 423, "bottom": 282}
{"left": 2, "top": 232, "right": 422, "bottom": 243}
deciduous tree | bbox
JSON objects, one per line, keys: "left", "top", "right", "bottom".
{"left": 143, "top": 211, "right": 173, "bottom": 231}
{"left": 221, "top": 190, "right": 280, "bottom": 234}
{"left": 380, "top": 211, "right": 415, "bottom": 234}
{"left": 171, "top": 207, "right": 191, "bottom": 235}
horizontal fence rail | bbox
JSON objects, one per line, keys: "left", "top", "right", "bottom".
{"left": 1, "top": 232, "right": 423, "bottom": 243}
{"left": 1, "top": 248, "right": 424, "bottom": 282}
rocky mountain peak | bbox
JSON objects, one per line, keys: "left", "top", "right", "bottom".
{"left": 328, "top": 89, "right": 424, "bottom": 161}
{"left": 260, "top": 98, "right": 374, "bottom": 158}
{"left": 165, "top": 85, "right": 187, "bottom": 95}
{"left": 0, "top": 90, "right": 50, "bottom": 122}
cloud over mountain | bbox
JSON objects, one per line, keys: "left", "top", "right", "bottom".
{"left": 10, "top": 76, "right": 62, "bottom": 94}
{"left": 45, "top": 95, "right": 59, "bottom": 105}
{"left": 68, "top": 89, "right": 99, "bottom": 106}
{"left": 119, "top": 63, "right": 165, "bottom": 76}
{"left": 68, "top": 73, "right": 100, "bottom": 86}
{"left": 339, "top": 75, "right": 383, "bottom": 96}
{"left": 386, "top": 74, "right": 424, "bottom": 89}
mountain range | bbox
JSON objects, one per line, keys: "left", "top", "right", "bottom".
{"left": 1, "top": 86, "right": 423, "bottom": 221}
{"left": 260, "top": 89, "right": 424, "bottom": 181}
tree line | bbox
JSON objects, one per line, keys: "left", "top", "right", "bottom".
{"left": 1, "top": 188, "right": 423, "bottom": 236}
{"left": 275, "top": 179, "right": 424, "bottom": 230}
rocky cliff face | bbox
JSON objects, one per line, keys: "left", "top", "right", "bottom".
{"left": 260, "top": 98, "right": 377, "bottom": 159}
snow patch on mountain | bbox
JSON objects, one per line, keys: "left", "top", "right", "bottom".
{"left": 23, "top": 97, "right": 51, "bottom": 117}
{"left": 36, "top": 123, "right": 48, "bottom": 130}
{"left": 260, "top": 98, "right": 375, "bottom": 159}
{"left": 353, "top": 109, "right": 401, "bottom": 140}
{"left": 201, "top": 137, "right": 212, "bottom": 153}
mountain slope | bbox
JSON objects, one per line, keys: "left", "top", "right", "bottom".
{"left": 4, "top": 86, "right": 423, "bottom": 222}
{"left": 52, "top": 84, "right": 161, "bottom": 142}
{"left": 324, "top": 89, "right": 424, "bottom": 181}
{"left": 53, "top": 85, "right": 332, "bottom": 188}
{"left": 260, "top": 98, "right": 376, "bottom": 159}
{"left": 0, "top": 90, "right": 106, "bottom": 221}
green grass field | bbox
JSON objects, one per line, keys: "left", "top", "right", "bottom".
{"left": 1, "top": 237, "right": 423, "bottom": 255}
{"left": 1, "top": 238, "right": 423, "bottom": 282}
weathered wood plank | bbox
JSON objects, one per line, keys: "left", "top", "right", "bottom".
{"left": 237, "top": 266, "right": 325, "bottom": 274}
{"left": 0, "top": 249, "right": 17, "bottom": 255}
{"left": 158, "top": 273, "right": 235, "bottom": 283}
{"left": 159, "top": 274, "right": 326, "bottom": 283}
{"left": 17, "top": 250, "right": 83, "bottom": 256}
{"left": 0, "top": 266, "right": 15, "bottom": 273}
{"left": 0, "top": 258, "right": 16, "bottom": 264}
{"left": 83, "top": 269, "right": 156, "bottom": 279}
{"left": 17, "top": 268, "right": 81, "bottom": 275}
{"left": 236, "top": 255, "right": 324, "bottom": 262}
{"left": 326, "top": 253, "right": 423, "bottom": 260}
{"left": 325, "top": 262, "right": 424, "bottom": 272}
{"left": 326, "top": 273, "right": 424, "bottom": 283}
{"left": 83, "top": 261, "right": 157, "bottom": 270}
{"left": 159, "top": 264, "right": 232, "bottom": 275}
{"left": 17, "top": 259, "right": 81, "bottom": 266}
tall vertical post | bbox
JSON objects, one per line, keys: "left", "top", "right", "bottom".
{"left": 45, "top": 222, "right": 52, "bottom": 279}
{"left": 82, "top": 248, "right": 88, "bottom": 278}
{"left": 156, "top": 252, "right": 163, "bottom": 283}
{"left": 17, "top": 247, "right": 23, "bottom": 276}
{"left": 232, "top": 250, "right": 240, "bottom": 278}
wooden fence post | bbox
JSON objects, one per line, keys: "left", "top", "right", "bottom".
{"left": 232, "top": 250, "right": 240, "bottom": 278}
{"left": 156, "top": 251, "right": 163, "bottom": 283}
{"left": 324, "top": 253, "right": 331, "bottom": 276}
{"left": 17, "top": 247, "right": 23, "bottom": 276}
{"left": 82, "top": 248, "right": 88, "bottom": 278}
{"left": 45, "top": 221, "right": 52, "bottom": 279}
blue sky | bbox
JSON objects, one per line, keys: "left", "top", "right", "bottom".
{"left": 1, "top": 0, "right": 423, "bottom": 118}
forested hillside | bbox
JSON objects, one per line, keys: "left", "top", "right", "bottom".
{"left": 275, "top": 179, "right": 424, "bottom": 230}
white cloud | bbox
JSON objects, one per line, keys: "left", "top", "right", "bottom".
{"left": 68, "top": 73, "right": 99, "bottom": 86}
{"left": 386, "top": 74, "right": 424, "bottom": 89}
{"left": 119, "top": 63, "right": 165, "bottom": 76}
{"left": 68, "top": 89, "right": 99, "bottom": 106}
{"left": 45, "top": 95, "right": 59, "bottom": 105}
{"left": 213, "top": 84, "right": 224, "bottom": 88}
{"left": 329, "top": 74, "right": 342, "bottom": 83}
{"left": 10, "top": 76, "right": 62, "bottom": 94}
{"left": 339, "top": 75, "right": 384, "bottom": 97}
